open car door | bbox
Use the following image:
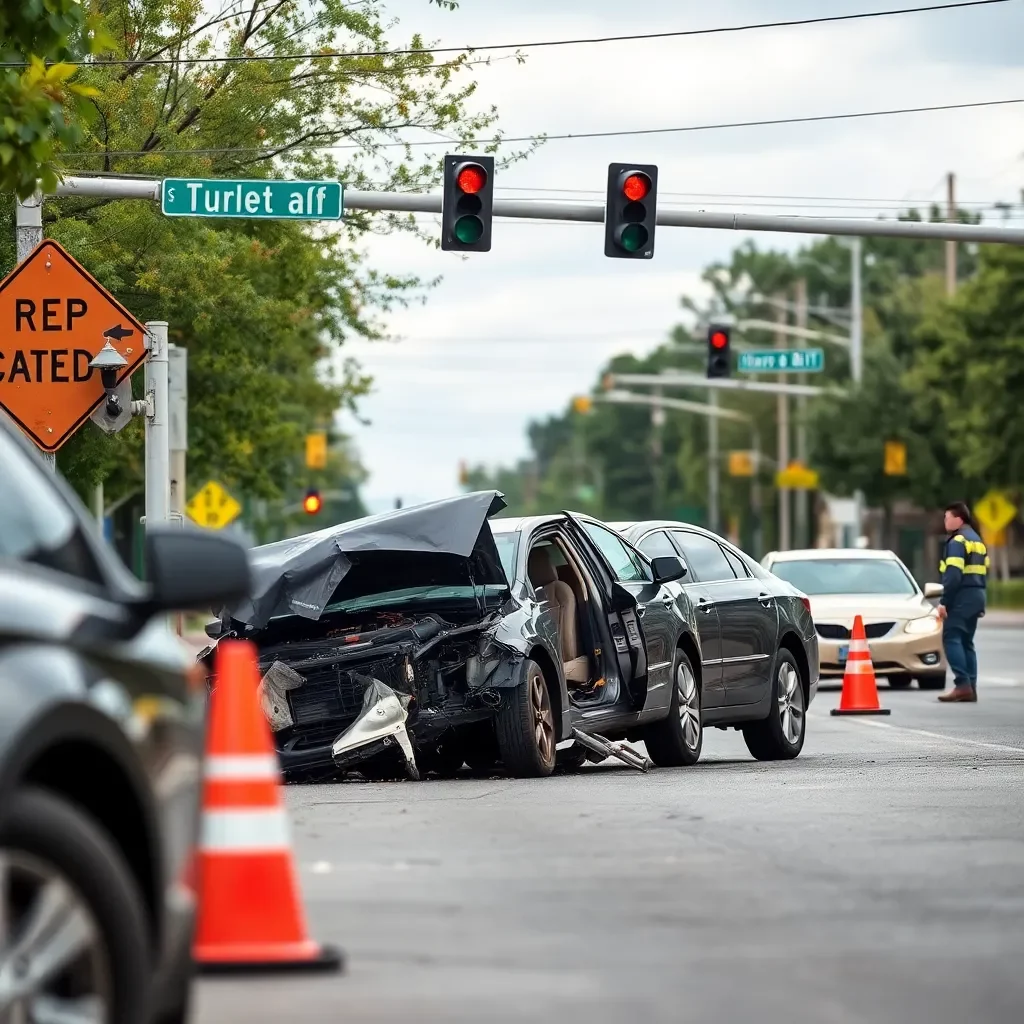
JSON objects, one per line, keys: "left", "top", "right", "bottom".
{"left": 561, "top": 511, "right": 649, "bottom": 705}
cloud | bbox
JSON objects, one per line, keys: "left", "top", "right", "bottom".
{"left": 343, "top": 0, "right": 1024, "bottom": 509}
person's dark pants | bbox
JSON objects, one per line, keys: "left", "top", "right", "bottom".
{"left": 942, "top": 589, "right": 986, "bottom": 691}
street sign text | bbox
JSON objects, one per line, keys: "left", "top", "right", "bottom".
{"left": 162, "top": 179, "right": 343, "bottom": 220}
{"left": 739, "top": 349, "right": 824, "bottom": 373}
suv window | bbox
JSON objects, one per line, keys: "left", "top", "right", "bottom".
{"left": 0, "top": 428, "right": 105, "bottom": 585}
{"left": 636, "top": 530, "right": 678, "bottom": 561}
{"left": 671, "top": 531, "right": 736, "bottom": 583}
{"left": 581, "top": 521, "right": 647, "bottom": 583}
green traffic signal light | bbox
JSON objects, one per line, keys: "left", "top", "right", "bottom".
{"left": 454, "top": 215, "right": 484, "bottom": 244}
{"left": 618, "top": 223, "right": 649, "bottom": 253}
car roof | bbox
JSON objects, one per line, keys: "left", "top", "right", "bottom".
{"left": 764, "top": 548, "right": 900, "bottom": 562}
{"left": 610, "top": 520, "right": 727, "bottom": 543}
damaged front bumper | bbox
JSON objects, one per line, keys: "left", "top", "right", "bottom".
{"left": 331, "top": 679, "right": 420, "bottom": 780}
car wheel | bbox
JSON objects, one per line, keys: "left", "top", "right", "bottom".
{"left": 887, "top": 674, "right": 913, "bottom": 689}
{"left": 916, "top": 672, "right": 948, "bottom": 691}
{"left": 0, "top": 787, "right": 151, "bottom": 1024}
{"left": 495, "top": 660, "right": 557, "bottom": 777}
{"left": 643, "top": 647, "right": 702, "bottom": 767}
{"left": 743, "top": 649, "right": 806, "bottom": 761}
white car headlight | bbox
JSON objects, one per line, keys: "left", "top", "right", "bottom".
{"left": 904, "top": 614, "right": 941, "bottom": 635}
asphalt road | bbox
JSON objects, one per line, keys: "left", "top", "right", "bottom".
{"left": 194, "top": 625, "right": 1024, "bottom": 1024}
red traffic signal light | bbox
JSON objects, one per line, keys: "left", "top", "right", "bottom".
{"left": 303, "top": 488, "right": 322, "bottom": 515}
{"left": 605, "top": 162, "right": 658, "bottom": 259}
{"left": 706, "top": 324, "right": 732, "bottom": 378}
{"left": 442, "top": 154, "right": 494, "bottom": 252}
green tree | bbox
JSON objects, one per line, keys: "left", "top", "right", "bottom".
{"left": 0, "top": 0, "right": 106, "bottom": 196}
{"left": 3, "top": 0, "right": 528, "bottom": 515}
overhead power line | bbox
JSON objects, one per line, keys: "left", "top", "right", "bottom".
{"left": 2, "top": 0, "right": 1009, "bottom": 68}
{"left": 63, "top": 96, "right": 1024, "bottom": 158}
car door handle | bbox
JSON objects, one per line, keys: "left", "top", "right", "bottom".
{"left": 697, "top": 598, "right": 714, "bottom": 613}
{"left": 758, "top": 593, "right": 774, "bottom": 608}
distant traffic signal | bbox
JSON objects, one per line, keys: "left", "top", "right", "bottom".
{"left": 706, "top": 323, "right": 732, "bottom": 378}
{"left": 441, "top": 154, "right": 494, "bottom": 252}
{"left": 303, "top": 488, "right": 323, "bottom": 515}
{"left": 604, "top": 162, "right": 658, "bottom": 259}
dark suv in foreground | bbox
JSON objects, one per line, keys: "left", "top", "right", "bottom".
{"left": 0, "top": 413, "right": 250, "bottom": 1023}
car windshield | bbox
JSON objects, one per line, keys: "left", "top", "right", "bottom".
{"left": 770, "top": 558, "right": 917, "bottom": 596}
{"left": 491, "top": 530, "right": 518, "bottom": 582}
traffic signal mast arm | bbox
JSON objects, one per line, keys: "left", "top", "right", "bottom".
{"left": 53, "top": 176, "right": 1024, "bottom": 246}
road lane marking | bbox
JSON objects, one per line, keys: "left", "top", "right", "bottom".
{"left": 849, "top": 718, "right": 1024, "bottom": 755}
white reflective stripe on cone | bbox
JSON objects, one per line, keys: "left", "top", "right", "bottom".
{"left": 204, "top": 754, "right": 280, "bottom": 780}
{"left": 844, "top": 660, "right": 875, "bottom": 674}
{"left": 201, "top": 808, "right": 291, "bottom": 852}
{"left": 849, "top": 641, "right": 869, "bottom": 654}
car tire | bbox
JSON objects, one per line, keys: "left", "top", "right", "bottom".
{"left": 0, "top": 787, "right": 151, "bottom": 1024}
{"left": 495, "top": 660, "right": 557, "bottom": 777}
{"left": 743, "top": 649, "right": 806, "bottom": 761}
{"left": 887, "top": 674, "right": 913, "bottom": 689}
{"left": 643, "top": 647, "right": 702, "bottom": 767}
{"left": 916, "top": 672, "right": 948, "bottom": 691}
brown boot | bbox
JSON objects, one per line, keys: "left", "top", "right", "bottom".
{"left": 938, "top": 686, "right": 977, "bottom": 703}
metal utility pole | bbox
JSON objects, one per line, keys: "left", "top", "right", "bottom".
{"left": 651, "top": 385, "right": 665, "bottom": 516}
{"left": 708, "top": 389, "right": 720, "bottom": 533}
{"left": 144, "top": 322, "right": 171, "bottom": 528}
{"left": 946, "top": 172, "right": 957, "bottom": 297}
{"left": 850, "top": 238, "right": 865, "bottom": 546}
{"left": 168, "top": 345, "right": 189, "bottom": 521}
{"left": 775, "top": 300, "right": 791, "bottom": 551}
{"left": 794, "top": 278, "right": 809, "bottom": 549}
{"left": 14, "top": 192, "right": 55, "bottom": 473}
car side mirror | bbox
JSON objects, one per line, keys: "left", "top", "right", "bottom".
{"left": 650, "top": 555, "right": 687, "bottom": 585}
{"left": 923, "top": 581, "right": 944, "bottom": 600}
{"left": 144, "top": 526, "right": 252, "bottom": 613}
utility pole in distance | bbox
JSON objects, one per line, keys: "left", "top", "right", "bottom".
{"left": 946, "top": 172, "right": 957, "bottom": 297}
{"left": 794, "top": 278, "right": 809, "bottom": 548}
{"left": 775, "top": 299, "right": 791, "bottom": 551}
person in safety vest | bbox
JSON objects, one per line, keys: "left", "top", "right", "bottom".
{"left": 936, "top": 500, "right": 988, "bottom": 703}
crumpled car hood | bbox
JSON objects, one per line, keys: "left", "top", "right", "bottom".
{"left": 220, "top": 490, "right": 510, "bottom": 629}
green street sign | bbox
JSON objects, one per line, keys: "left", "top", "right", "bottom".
{"left": 738, "top": 348, "right": 824, "bottom": 373}
{"left": 161, "top": 178, "right": 343, "bottom": 220}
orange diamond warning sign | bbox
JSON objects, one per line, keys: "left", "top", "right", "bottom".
{"left": 0, "top": 240, "right": 146, "bottom": 452}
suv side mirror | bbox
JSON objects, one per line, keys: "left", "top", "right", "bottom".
{"left": 144, "top": 526, "right": 251, "bottom": 612}
{"left": 923, "top": 581, "right": 944, "bottom": 600}
{"left": 650, "top": 555, "right": 687, "bottom": 585}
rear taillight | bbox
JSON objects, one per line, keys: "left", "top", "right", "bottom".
{"left": 800, "top": 597, "right": 811, "bottom": 614}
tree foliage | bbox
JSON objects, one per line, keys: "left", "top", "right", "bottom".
{"left": 2, "top": 0, "right": 527, "bottom": 518}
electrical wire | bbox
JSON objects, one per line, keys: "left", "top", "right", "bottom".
{"left": 2, "top": 0, "right": 1009, "bottom": 68}
{"left": 61, "top": 95, "right": 1024, "bottom": 158}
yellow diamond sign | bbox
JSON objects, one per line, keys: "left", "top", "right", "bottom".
{"left": 776, "top": 461, "right": 819, "bottom": 490}
{"left": 974, "top": 490, "right": 1017, "bottom": 533}
{"left": 186, "top": 480, "right": 242, "bottom": 530}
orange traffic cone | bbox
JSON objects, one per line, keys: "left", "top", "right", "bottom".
{"left": 831, "top": 615, "right": 891, "bottom": 716}
{"left": 193, "top": 640, "right": 342, "bottom": 973}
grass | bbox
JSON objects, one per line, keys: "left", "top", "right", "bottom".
{"left": 987, "top": 580, "right": 1024, "bottom": 610}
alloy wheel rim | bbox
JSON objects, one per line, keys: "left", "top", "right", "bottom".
{"left": 530, "top": 672, "right": 556, "bottom": 764}
{"left": 778, "top": 663, "right": 805, "bottom": 745}
{"left": 677, "top": 662, "right": 700, "bottom": 750}
{"left": 0, "top": 849, "right": 111, "bottom": 1024}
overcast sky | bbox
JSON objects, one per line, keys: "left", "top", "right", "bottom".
{"left": 336, "top": 0, "right": 1024, "bottom": 513}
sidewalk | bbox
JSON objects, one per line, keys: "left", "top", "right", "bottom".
{"left": 980, "top": 609, "right": 1024, "bottom": 629}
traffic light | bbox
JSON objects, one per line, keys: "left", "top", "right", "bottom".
{"left": 303, "top": 488, "right": 323, "bottom": 515}
{"left": 441, "top": 154, "right": 494, "bottom": 252}
{"left": 604, "top": 162, "right": 658, "bottom": 259}
{"left": 706, "top": 323, "right": 732, "bottom": 378}
{"left": 572, "top": 395, "right": 593, "bottom": 415}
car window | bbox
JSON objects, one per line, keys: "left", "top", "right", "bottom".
{"left": 770, "top": 558, "right": 917, "bottom": 596}
{"left": 722, "top": 546, "right": 749, "bottom": 579}
{"left": 671, "top": 531, "right": 736, "bottom": 583}
{"left": 0, "top": 428, "right": 105, "bottom": 586}
{"left": 580, "top": 521, "right": 647, "bottom": 583}
{"left": 491, "top": 531, "right": 518, "bottom": 582}
{"left": 636, "top": 530, "right": 678, "bottom": 561}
